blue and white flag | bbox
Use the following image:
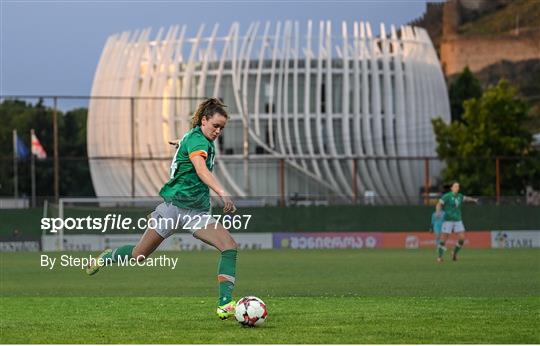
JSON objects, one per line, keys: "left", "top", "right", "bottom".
{"left": 13, "top": 130, "right": 29, "bottom": 160}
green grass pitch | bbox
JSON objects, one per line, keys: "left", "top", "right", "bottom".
{"left": 1, "top": 249, "right": 539, "bottom": 343}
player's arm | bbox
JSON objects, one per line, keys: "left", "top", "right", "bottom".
{"left": 190, "top": 155, "right": 236, "bottom": 213}
{"left": 168, "top": 140, "right": 179, "bottom": 149}
{"left": 463, "top": 196, "right": 479, "bottom": 203}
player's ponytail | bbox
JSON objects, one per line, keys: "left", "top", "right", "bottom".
{"left": 191, "top": 98, "right": 228, "bottom": 128}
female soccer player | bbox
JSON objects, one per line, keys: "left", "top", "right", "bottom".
{"left": 86, "top": 98, "right": 239, "bottom": 319}
{"left": 435, "top": 181, "right": 478, "bottom": 262}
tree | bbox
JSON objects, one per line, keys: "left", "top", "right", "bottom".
{"left": 448, "top": 67, "right": 483, "bottom": 122}
{"left": 59, "top": 108, "right": 95, "bottom": 196}
{"left": 432, "top": 80, "right": 540, "bottom": 196}
{"left": 0, "top": 100, "right": 95, "bottom": 198}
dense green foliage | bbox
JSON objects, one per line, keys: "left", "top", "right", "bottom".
{"left": 473, "top": 60, "right": 540, "bottom": 133}
{"left": 1, "top": 249, "right": 538, "bottom": 343}
{"left": 0, "top": 99, "right": 94, "bottom": 197}
{"left": 433, "top": 80, "right": 540, "bottom": 195}
{"left": 448, "top": 67, "right": 483, "bottom": 122}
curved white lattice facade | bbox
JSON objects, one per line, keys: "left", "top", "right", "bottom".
{"left": 88, "top": 21, "right": 450, "bottom": 202}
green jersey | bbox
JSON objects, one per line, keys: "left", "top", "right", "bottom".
{"left": 159, "top": 126, "right": 215, "bottom": 211}
{"left": 439, "top": 192, "right": 464, "bottom": 221}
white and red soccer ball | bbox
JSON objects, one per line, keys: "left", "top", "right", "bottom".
{"left": 234, "top": 296, "right": 268, "bottom": 327}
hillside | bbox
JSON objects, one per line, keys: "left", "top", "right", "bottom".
{"left": 412, "top": 0, "right": 540, "bottom": 132}
{"left": 459, "top": 0, "right": 540, "bottom": 36}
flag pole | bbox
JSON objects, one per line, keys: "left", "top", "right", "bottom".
{"left": 53, "top": 97, "right": 59, "bottom": 203}
{"left": 13, "top": 129, "right": 18, "bottom": 198}
{"left": 31, "top": 129, "right": 36, "bottom": 208}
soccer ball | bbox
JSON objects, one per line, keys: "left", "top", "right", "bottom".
{"left": 234, "top": 296, "right": 268, "bottom": 326}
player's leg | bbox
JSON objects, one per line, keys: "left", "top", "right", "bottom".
{"left": 193, "top": 220, "right": 238, "bottom": 319}
{"left": 86, "top": 228, "right": 164, "bottom": 275}
{"left": 438, "top": 222, "right": 451, "bottom": 261}
{"left": 105, "top": 202, "right": 174, "bottom": 261}
{"left": 452, "top": 222, "right": 466, "bottom": 261}
{"left": 87, "top": 202, "right": 172, "bottom": 275}
{"left": 133, "top": 227, "right": 165, "bottom": 258}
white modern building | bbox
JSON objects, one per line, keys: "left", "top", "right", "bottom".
{"left": 88, "top": 21, "right": 450, "bottom": 203}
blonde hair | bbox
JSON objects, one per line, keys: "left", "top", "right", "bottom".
{"left": 191, "top": 98, "right": 228, "bottom": 128}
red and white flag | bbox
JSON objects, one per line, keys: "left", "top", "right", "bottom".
{"left": 31, "top": 129, "right": 47, "bottom": 159}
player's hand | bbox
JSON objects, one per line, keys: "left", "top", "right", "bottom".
{"left": 168, "top": 140, "right": 179, "bottom": 149}
{"left": 222, "top": 196, "right": 237, "bottom": 214}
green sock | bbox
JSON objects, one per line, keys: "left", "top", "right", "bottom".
{"left": 437, "top": 241, "right": 446, "bottom": 257}
{"left": 217, "top": 249, "right": 237, "bottom": 306}
{"left": 454, "top": 239, "right": 464, "bottom": 255}
{"left": 102, "top": 245, "right": 135, "bottom": 263}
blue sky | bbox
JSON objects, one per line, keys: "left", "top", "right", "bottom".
{"left": 1, "top": 0, "right": 438, "bottom": 108}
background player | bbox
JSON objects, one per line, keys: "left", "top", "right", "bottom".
{"left": 86, "top": 98, "right": 239, "bottom": 319}
{"left": 430, "top": 210, "right": 444, "bottom": 247}
{"left": 435, "top": 181, "right": 478, "bottom": 262}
